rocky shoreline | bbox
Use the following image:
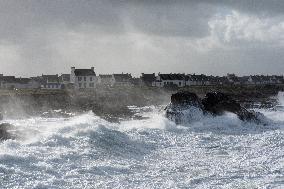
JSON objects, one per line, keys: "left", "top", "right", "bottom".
{"left": 165, "top": 91, "right": 266, "bottom": 125}
{"left": 0, "top": 85, "right": 282, "bottom": 120}
{"left": 0, "top": 85, "right": 283, "bottom": 140}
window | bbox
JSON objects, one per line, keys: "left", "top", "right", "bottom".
{"left": 84, "top": 77, "right": 86, "bottom": 81}
{"left": 179, "top": 82, "right": 181, "bottom": 86}
{"left": 84, "top": 83, "right": 86, "bottom": 88}
{"left": 89, "top": 83, "right": 94, "bottom": 87}
{"left": 78, "top": 77, "right": 82, "bottom": 81}
{"left": 79, "top": 83, "right": 82, "bottom": 88}
{"left": 90, "top": 77, "right": 93, "bottom": 81}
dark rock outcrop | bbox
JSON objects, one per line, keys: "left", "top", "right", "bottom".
{"left": 0, "top": 123, "right": 14, "bottom": 140}
{"left": 166, "top": 91, "right": 263, "bottom": 124}
{"left": 166, "top": 92, "right": 204, "bottom": 124}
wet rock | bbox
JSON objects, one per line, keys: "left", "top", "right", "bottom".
{"left": 170, "top": 91, "right": 203, "bottom": 108}
{"left": 166, "top": 91, "right": 263, "bottom": 124}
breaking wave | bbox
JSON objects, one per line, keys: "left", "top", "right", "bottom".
{"left": 1, "top": 94, "right": 284, "bottom": 188}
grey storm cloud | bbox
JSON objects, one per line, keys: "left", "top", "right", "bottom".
{"left": 0, "top": 0, "right": 284, "bottom": 76}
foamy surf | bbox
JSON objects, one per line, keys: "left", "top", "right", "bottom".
{"left": 0, "top": 94, "right": 284, "bottom": 188}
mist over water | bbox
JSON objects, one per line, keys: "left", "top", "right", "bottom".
{"left": 0, "top": 95, "right": 284, "bottom": 188}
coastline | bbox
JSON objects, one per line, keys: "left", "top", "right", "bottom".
{"left": 0, "top": 85, "right": 283, "bottom": 120}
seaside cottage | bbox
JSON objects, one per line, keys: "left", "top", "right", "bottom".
{"left": 0, "top": 76, "right": 17, "bottom": 89}
{"left": 71, "top": 67, "right": 97, "bottom": 89}
{"left": 111, "top": 73, "right": 133, "bottom": 87}
{"left": 0, "top": 75, "right": 40, "bottom": 89}
{"left": 185, "top": 74, "right": 211, "bottom": 86}
{"left": 41, "top": 74, "right": 62, "bottom": 89}
{"left": 154, "top": 74, "right": 185, "bottom": 88}
{"left": 59, "top": 74, "right": 71, "bottom": 85}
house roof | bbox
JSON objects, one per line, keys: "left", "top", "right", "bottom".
{"left": 0, "top": 76, "right": 16, "bottom": 83}
{"left": 113, "top": 74, "right": 132, "bottom": 82}
{"left": 186, "top": 74, "right": 209, "bottom": 81}
{"left": 141, "top": 73, "right": 156, "bottom": 83}
{"left": 159, "top": 74, "right": 185, "bottom": 81}
{"left": 74, "top": 69, "right": 96, "bottom": 76}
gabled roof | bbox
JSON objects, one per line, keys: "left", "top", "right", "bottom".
{"left": 0, "top": 76, "right": 16, "bottom": 83}
{"left": 74, "top": 69, "right": 96, "bottom": 76}
{"left": 159, "top": 74, "right": 185, "bottom": 81}
{"left": 186, "top": 74, "right": 209, "bottom": 81}
{"left": 141, "top": 73, "right": 156, "bottom": 83}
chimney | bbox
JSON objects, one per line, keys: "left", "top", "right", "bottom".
{"left": 91, "top": 67, "right": 94, "bottom": 71}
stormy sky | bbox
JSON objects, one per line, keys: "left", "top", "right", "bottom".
{"left": 0, "top": 0, "right": 284, "bottom": 77}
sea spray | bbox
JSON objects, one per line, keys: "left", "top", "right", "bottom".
{"left": 0, "top": 107, "right": 284, "bottom": 188}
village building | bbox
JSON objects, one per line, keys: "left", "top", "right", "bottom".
{"left": 185, "top": 74, "right": 211, "bottom": 86}
{"left": 131, "top": 77, "right": 142, "bottom": 86}
{"left": 70, "top": 67, "right": 97, "bottom": 89}
{"left": 111, "top": 73, "right": 133, "bottom": 87}
{"left": 59, "top": 74, "right": 70, "bottom": 84}
{"left": 41, "top": 74, "right": 62, "bottom": 89}
{"left": 0, "top": 76, "right": 17, "bottom": 89}
{"left": 98, "top": 74, "right": 113, "bottom": 86}
{"left": 227, "top": 74, "right": 241, "bottom": 85}
{"left": 154, "top": 73, "right": 185, "bottom": 87}
{"left": 140, "top": 73, "right": 156, "bottom": 87}
{"left": 0, "top": 75, "right": 40, "bottom": 89}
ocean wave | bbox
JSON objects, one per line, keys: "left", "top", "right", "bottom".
{"left": 0, "top": 102, "right": 284, "bottom": 188}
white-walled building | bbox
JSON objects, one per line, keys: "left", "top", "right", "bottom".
{"left": 71, "top": 67, "right": 97, "bottom": 89}
{"left": 153, "top": 74, "right": 185, "bottom": 87}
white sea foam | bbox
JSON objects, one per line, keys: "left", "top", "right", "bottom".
{"left": 0, "top": 103, "right": 284, "bottom": 188}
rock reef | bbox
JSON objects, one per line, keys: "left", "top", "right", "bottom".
{"left": 166, "top": 91, "right": 264, "bottom": 124}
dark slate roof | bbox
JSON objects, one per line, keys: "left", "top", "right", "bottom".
{"left": 74, "top": 69, "right": 96, "bottom": 76}
{"left": 159, "top": 74, "right": 185, "bottom": 81}
{"left": 113, "top": 74, "right": 132, "bottom": 82}
{"left": 186, "top": 74, "right": 208, "bottom": 81}
{"left": 141, "top": 73, "right": 156, "bottom": 83}
{"left": 0, "top": 76, "right": 16, "bottom": 83}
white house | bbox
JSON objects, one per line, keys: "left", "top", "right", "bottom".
{"left": 70, "top": 67, "right": 97, "bottom": 89}
{"left": 153, "top": 74, "right": 185, "bottom": 87}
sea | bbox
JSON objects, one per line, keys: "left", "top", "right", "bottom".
{"left": 1, "top": 92, "right": 284, "bottom": 189}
